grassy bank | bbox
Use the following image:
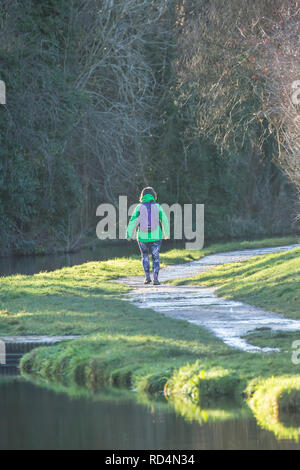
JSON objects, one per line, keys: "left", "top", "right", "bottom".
{"left": 0, "top": 236, "right": 300, "bottom": 439}
{"left": 166, "top": 239, "right": 300, "bottom": 438}
{"left": 169, "top": 243, "right": 300, "bottom": 319}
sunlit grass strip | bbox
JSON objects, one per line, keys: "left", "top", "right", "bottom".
{"left": 169, "top": 245, "right": 300, "bottom": 319}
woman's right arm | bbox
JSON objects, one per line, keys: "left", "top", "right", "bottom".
{"left": 159, "top": 205, "right": 170, "bottom": 239}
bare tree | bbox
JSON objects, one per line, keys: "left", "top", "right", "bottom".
{"left": 67, "top": 0, "right": 175, "bottom": 205}
{"left": 252, "top": 2, "right": 300, "bottom": 200}
{"left": 173, "top": 0, "right": 300, "bottom": 216}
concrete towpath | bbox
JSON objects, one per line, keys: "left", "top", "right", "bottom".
{"left": 118, "top": 244, "right": 300, "bottom": 353}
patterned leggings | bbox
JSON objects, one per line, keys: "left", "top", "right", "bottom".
{"left": 138, "top": 240, "right": 162, "bottom": 280}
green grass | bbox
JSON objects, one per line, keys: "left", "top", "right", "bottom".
{"left": 243, "top": 329, "right": 300, "bottom": 353}
{"left": 1, "top": 235, "right": 300, "bottom": 440}
{"left": 247, "top": 376, "right": 300, "bottom": 440}
{"left": 170, "top": 244, "right": 300, "bottom": 319}
{"left": 1, "top": 235, "right": 297, "bottom": 336}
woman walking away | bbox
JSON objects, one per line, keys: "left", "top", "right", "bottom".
{"left": 126, "top": 187, "right": 170, "bottom": 285}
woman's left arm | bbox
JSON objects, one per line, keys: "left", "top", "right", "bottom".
{"left": 126, "top": 204, "right": 141, "bottom": 239}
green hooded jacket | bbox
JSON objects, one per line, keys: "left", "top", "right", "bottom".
{"left": 126, "top": 194, "right": 170, "bottom": 242}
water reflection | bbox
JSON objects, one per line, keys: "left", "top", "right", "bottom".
{"left": 0, "top": 376, "right": 300, "bottom": 450}
{"left": 167, "top": 395, "right": 251, "bottom": 426}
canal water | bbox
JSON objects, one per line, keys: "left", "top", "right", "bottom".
{"left": 0, "top": 245, "right": 300, "bottom": 450}
{"left": 0, "top": 377, "right": 300, "bottom": 450}
{"left": 0, "top": 244, "right": 139, "bottom": 277}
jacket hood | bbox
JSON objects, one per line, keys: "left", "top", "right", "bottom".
{"left": 141, "top": 194, "right": 156, "bottom": 203}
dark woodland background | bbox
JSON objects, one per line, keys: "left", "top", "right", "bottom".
{"left": 0, "top": 0, "right": 299, "bottom": 255}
